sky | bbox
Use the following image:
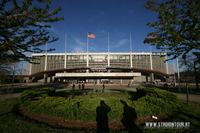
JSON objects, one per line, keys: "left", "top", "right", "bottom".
{"left": 45, "top": 0, "right": 159, "bottom": 53}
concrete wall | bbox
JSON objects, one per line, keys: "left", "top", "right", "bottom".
{"left": 30, "top": 52, "right": 168, "bottom": 75}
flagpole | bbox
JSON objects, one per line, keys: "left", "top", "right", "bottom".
{"left": 64, "top": 33, "right": 67, "bottom": 69}
{"left": 130, "top": 32, "right": 133, "bottom": 68}
{"left": 86, "top": 32, "right": 89, "bottom": 68}
{"left": 87, "top": 32, "right": 89, "bottom": 53}
{"left": 108, "top": 32, "right": 110, "bottom": 68}
{"left": 65, "top": 33, "right": 67, "bottom": 53}
{"left": 108, "top": 32, "right": 110, "bottom": 53}
{"left": 130, "top": 32, "right": 132, "bottom": 52}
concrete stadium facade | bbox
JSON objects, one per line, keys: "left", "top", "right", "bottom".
{"left": 29, "top": 52, "right": 171, "bottom": 83}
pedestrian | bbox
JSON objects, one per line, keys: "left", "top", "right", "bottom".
{"left": 102, "top": 83, "right": 105, "bottom": 92}
{"left": 93, "top": 81, "right": 96, "bottom": 92}
{"left": 72, "top": 83, "right": 75, "bottom": 90}
{"left": 79, "top": 83, "right": 81, "bottom": 90}
{"left": 82, "top": 83, "right": 85, "bottom": 90}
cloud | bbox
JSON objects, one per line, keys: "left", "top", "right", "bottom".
{"left": 112, "top": 39, "right": 129, "bottom": 48}
{"left": 72, "top": 37, "right": 88, "bottom": 53}
{"left": 73, "top": 46, "right": 86, "bottom": 53}
{"left": 74, "top": 37, "right": 86, "bottom": 46}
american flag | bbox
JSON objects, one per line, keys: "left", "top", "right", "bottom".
{"left": 87, "top": 32, "right": 96, "bottom": 39}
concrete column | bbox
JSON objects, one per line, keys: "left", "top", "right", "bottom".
{"left": 44, "top": 74, "right": 48, "bottom": 83}
{"left": 97, "top": 79, "right": 100, "bottom": 84}
{"left": 146, "top": 75, "right": 149, "bottom": 82}
{"left": 150, "top": 73, "right": 154, "bottom": 82}
{"left": 107, "top": 54, "right": 110, "bottom": 73}
{"left": 64, "top": 54, "right": 67, "bottom": 69}
{"left": 87, "top": 54, "right": 89, "bottom": 67}
{"left": 86, "top": 54, "right": 89, "bottom": 73}
{"left": 165, "top": 53, "right": 169, "bottom": 74}
{"left": 29, "top": 77, "right": 33, "bottom": 83}
{"left": 29, "top": 62, "right": 32, "bottom": 75}
{"left": 52, "top": 76, "right": 55, "bottom": 83}
{"left": 130, "top": 53, "right": 133, "bottom": 68}
{"left": 44, "top": 54, "right": 48, "bottom": 71}
{"left": 50, "top": 76, "right": 53, "bottom": 83}
{"left": 107, "top": 53, "right": 110, "bottom": 67}
{"left": 176, "top": 58, "right": 180, "bottom": 81}
{"left": 150, "top": 53, "right": 153, "bottom": 70}
{"left": 132, "top": 77, "right": 134, "bottom": 82}
{"left": 150, "top": 53, "right": 154, "bottom": 82}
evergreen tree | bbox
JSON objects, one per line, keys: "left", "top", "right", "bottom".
{"left": 144, "top": 0, "right": 200, "bottom": 60}
{"left": 0, "top": 0, "right": 63, "bottom": 65}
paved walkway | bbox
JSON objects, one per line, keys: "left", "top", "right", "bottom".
{"left": 0, "top": 93, "right": 21, "bottom": 100}
{"left": 174, "top": 93, "right": 200, "bottom": 103}
{"left": 0, "top": 84, "right": 199, "bottom": 104}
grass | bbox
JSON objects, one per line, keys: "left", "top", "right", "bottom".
{"left": 0, "top": 87, "right": 200, "bottom": 132}
{"left": 0, "top": 98, "right": 92, "bottom": 133}
{"left": 158, "top": 86, "right": 200, "bottom": 95}
{"left": 20, "top": 87, "right": 182, "bottom": 121}
{"left": 143, "top": 101, "right": 200, "bottom": 133}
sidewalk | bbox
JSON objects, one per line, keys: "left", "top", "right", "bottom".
{"left": 174, "top": 93, "right": 200, "bottom": 103}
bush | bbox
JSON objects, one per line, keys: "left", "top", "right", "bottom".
{"left": 20, "top": 89, "right": 49, "bottom": 103}
{"left": 48, "top": 88, "right": 56, "bottom": 96}
{"left": 134, "top": 87, "right": 182, "bottom": 116}
{"left": 19, "top": 87, "right": 182, "bottom": 121}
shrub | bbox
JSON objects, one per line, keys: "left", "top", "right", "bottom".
{"left": 20, "top": 87, "right": 182, "bottom": 121}
{"left": 48, "top": 88, "right": 56, "bottom": 96}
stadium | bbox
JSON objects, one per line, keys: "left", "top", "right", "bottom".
{"left": 29, "top": 52, "right": 173, "bottom": 84}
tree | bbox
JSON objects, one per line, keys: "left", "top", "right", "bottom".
{"left": 179, "top": 52, "right": 200, "bottom": 89}
{"left": 0, "top": 0, "right": 63, "bottom": 66}
{"left": 0, "top": 64, "right": 12, "bottom": 83}
{"left": 144, "top": 0, "right": 200, "bottom": 60}
{"left": 193, "top": 52, "right": 200, "bottom": 89}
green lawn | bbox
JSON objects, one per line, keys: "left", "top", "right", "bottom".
{"left": 0, "top": 98, "right": 91, "bottom": 133}
{"left": 20, "top": 88, "right": 182, "bottom": 121}
{"left": 0, "top": 87, "right": 200, "bottom": 133}
{"left": 143, "top": 102, "right": 200, "bottom": 133}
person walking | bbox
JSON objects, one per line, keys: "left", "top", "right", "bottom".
{"left": 102, "top": 83, "right": 105, "bottom": 92}
{"left": 72, "top": 83, "right": 75, "bottom": 91}
{"left": 79, "top": 83, "right": 81, "bottom": 90}
{"left": 82, "top": 83, "right": 85, "bottom": 90}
